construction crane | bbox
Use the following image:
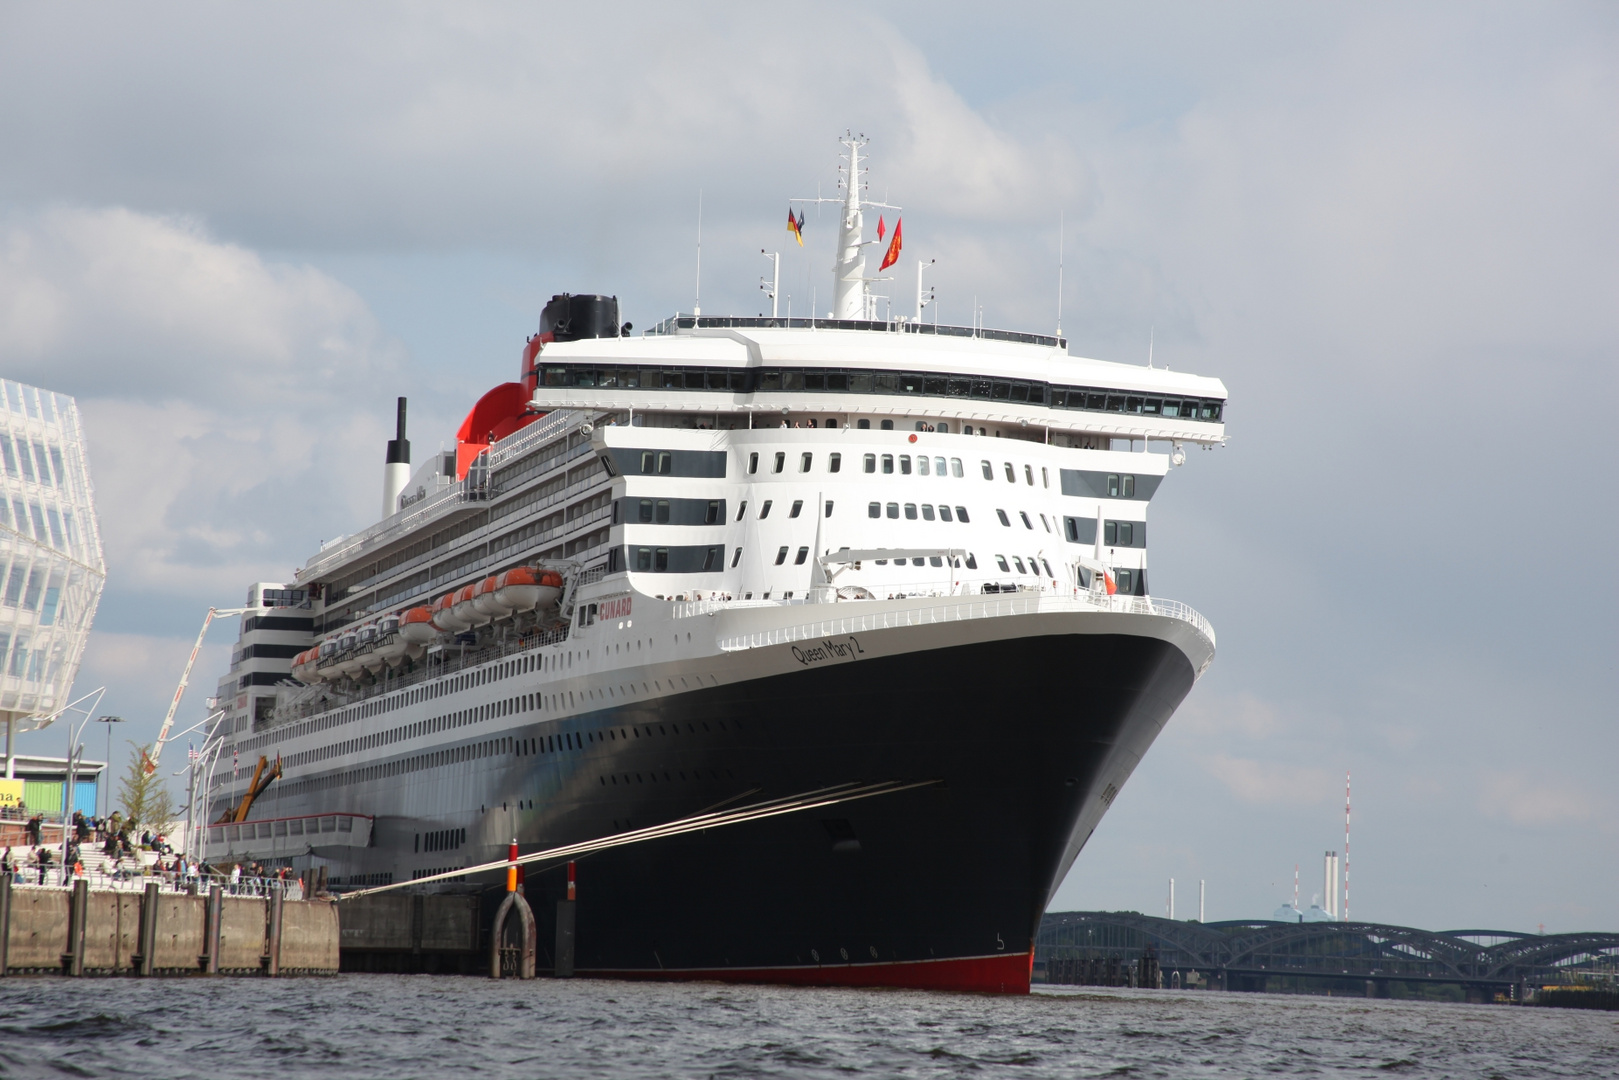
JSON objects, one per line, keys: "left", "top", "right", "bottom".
{"left": 216, "top": 754, "right": 283, "bottom": 824}
{"left": 144, "top": 605, "right": 252, "bottom": 776}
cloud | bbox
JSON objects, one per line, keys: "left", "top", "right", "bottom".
{"left": 1478, "top": 772, "right": 1598, "bottom": 828}
{"left": 1206, "top": 754, "right": 1336, "bottom": 807}
{"left": 1175, "top": 691, "right": 1290, "bottom": 739}
{"left": 0, "top": 206, "right": 409, "bottom": 601}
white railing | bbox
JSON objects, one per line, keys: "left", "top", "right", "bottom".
{"left": 714, "top": 593, "right": 1215, "bottom": 653}
{"left": 486, "top": 409, "right": 584, "bottom": 470}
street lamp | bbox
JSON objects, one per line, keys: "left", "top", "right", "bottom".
{"left": 95, "top": 716, "right": 123, "bottom": 819}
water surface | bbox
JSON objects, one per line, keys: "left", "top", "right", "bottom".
{"left": 0, "top": 976, "right": 1610, "bottom": 1078}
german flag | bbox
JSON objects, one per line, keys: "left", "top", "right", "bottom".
{"left": 879, "top": 217, "right": 903, "bottom": 270}
{"left": 788, "top": 208, "right": 804, "bottom": 247}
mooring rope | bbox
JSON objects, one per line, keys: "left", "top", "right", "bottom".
{"left": 338, "top": 778, "right": 940, "bottom": 900}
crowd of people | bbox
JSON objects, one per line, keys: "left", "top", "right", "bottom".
{"left": 0, "top": 809, "right": 299, "bottom": 894}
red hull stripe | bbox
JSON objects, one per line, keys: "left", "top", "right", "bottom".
{"left": 581, "top": 950, "right": 1032, "bottom": 994}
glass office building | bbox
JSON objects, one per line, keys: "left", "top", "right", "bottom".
{"left": 0, "top": 380, "right": 105, "bottom": 744}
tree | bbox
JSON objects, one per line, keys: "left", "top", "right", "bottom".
{"left": 117, "top": 742, "right": 174, "bottom": 830}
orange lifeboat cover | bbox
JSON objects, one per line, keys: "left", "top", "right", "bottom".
{"left": 403, "top": 606, "right": 434, "bottom": 626}
{"left": 455, "top": 585, "right": 476, "bottom": 605}
{"left": 497, "top": 567, "right": 536, "bottom": 588}
{"left": 473, "top": 576, "right": 500, "bottom": 598}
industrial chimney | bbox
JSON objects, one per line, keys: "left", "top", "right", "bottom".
{"left": 1323, "top": 851, "right": 1340, "bottom": 919}
{"left": 381, "top": 396, "right": 410, "bottom": 520}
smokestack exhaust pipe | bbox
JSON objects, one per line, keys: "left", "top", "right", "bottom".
{"left": 382, "top": 396, "right": 410, "bottom": 520}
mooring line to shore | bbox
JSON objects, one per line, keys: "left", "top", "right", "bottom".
{"left": 338, "top": 778, "right": 941, "bottom": 900}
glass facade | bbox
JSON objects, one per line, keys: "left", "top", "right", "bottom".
{"left": 0, "top": 380, "right": 105, "bottom": 729}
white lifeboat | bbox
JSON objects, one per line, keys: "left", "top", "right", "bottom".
{"left": 335, "top": 629, "right": 365, "bottom": 677}
{"left": 451, "top": 584, "right": 481, "bottom": 627}
{"left": 314, "top": 637, "right": 342, "bottom": 678}
{"left": 494, "top": 566, "right": 563, "bottom": 613}
{"left": 400, "top": 605, "right": 438, "bottom": 645}
{"left": 471, "top": 575, "right": 513, "bottom": 621}
{"left": 430, "top": 591, "right": 469, "bottom": 633}
{"left": 373, "top": 613, "right": 410, "bottom": 668}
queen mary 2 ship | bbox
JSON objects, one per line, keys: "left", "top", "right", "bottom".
{"left": 205, "top": 140, "right": 1226, "bottom": 992}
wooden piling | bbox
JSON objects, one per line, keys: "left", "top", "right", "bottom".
{"left": 136, "top": 882, "right": 159, "bottom": 976}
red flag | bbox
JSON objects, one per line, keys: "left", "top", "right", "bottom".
{"left": 876, "top": 215, "right": 886, "bottom": 241}
{"left": 879, "top": 217, "right": 903, "bottom": 270}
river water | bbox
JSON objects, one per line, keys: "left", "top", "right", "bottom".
{"left": 0, "top": 976, "right": 1610, "bottom": 1078}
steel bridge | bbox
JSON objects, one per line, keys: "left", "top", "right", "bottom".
{"left": 1036, "top": 911, "right": 1619, "bottom": 998}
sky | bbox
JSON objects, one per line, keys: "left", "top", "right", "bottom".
{"left": 1, "top": 1, "right": 1614, "bottom": 933}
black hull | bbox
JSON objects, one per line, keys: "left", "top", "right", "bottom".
{"left": 356, "top": 630, "right": 1195, "bottom": 991}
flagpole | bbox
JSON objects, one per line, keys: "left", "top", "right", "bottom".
{"left": 1057, "top": 211, "right": 1064, "bottom": 339}
{"left": 693, "top": 189, "right": 703, "bottom": 318}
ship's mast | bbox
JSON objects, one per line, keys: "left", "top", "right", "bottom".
{"left": 832, "top": 136, "right": 868, "bottom": 319}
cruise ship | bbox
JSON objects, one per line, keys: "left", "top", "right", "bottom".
{"left": 202, "top": 140, "right": 1226, "bottom": 992}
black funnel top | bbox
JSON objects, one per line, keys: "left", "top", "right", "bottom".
{"left": 386, "top": 397, "right": 410, "bottom": 465}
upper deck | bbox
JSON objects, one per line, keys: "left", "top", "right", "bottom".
{"left": 531, "top": 318, "right": 1227, "bottom": 447}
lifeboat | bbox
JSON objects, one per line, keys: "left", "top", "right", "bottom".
{"left": 335, "top": 628, "right": 365, "bottom": 678}
{"left": 451, "top": 584, "right": 481, "bottom": 627}
{"left": 430, "top": 592, "right": 468, "bottom": 633}
{"left": 494, "top": 567, "right": 563, "bottom": 613}
{"left": 471, "top": 575, "right": 512, "bottom": 620}
{"left": 400, "top": 605, "right": 438, "bottom": 645}
{"left": 371, "top": 614, "right": 411, "bottom": 670}
{"left": 291, "top": 648, "right": 322, "bottom": 683}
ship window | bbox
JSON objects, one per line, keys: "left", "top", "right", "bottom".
{"left": 857, "top": 419, "right": 870, "bottom": 429}
{"left": 951, "top": 458, "right": 963, "bottom": 478}
{"left": 736, "top": 500, "right": 747, "bottom": 521}
{"left": 996, "top": 555, "right": 1010, "bottom": 572}
{"left": 996, "top": 509, "right": 1010, "bottom": 526}
{"left": 903, "top": 503, "right": 917, "bottom": 520}
{"left": 702, "top": 547, "right": 719, "bottom": 571}
{"left": 636, "top": 548, "right": 652, "bottom": 571}
{"left": 775, "top": 547, "right": 789, "bottom": 565}
{"left": 868, "top": 502, "right": 880, "bottom": 518}
{"left": 1020, "top": 512, "right": 1033, "bottom": 530}
{"left": 773, "top": 452, "right": 785, "bottom": 473}
{"left": 1041, "top": 514, "right": 1052, "bottom": 532}
{"left": 917, "top": 456, "right": 930, "bottom": 476}
{"left": 1024, "top": 465, "right": 1034, "bottom": 485}
{"left": 638, "top": 499, "right": 653, "bottom": 523}
{"left": 800, "top": 452, "right": 813, "bottom": 472}
{"left": 875, "top": 558, "right": 887, "bottom": 565}
{"left": 825, "top": 501, "right": 834, "bottom": 518}
{"left": 657, "top": 453, "right": 672, "bottom": 475}
{"left": 826, "top": 418, "right": 839, "bottom": 428}
{"left": 881, "top": 419, "right": 894, "bottom": 430}
{"left": 933, "top": 456, "right": 945, "bottom": 476}
{"left": 655, "top": 548, "right": 669, "bottom": 571}
{"left": 956, "top": 506, "right": 970, "bottom": 523}
{"left": 641, "top": 452, "right": 654, "bottom": 473}
{"left": 966, "top": 553, "right": 978, "bottom": 569}
{"left": 930, "top": 556, "right": 942, "bottom": 567}
{"left": 1013, "top": 557, "right": 1027, "bottom": 574}
{"left": 886, "top": 502, "right": 899, "bottom": 519}
{"left": 731, "top": 546, "right": 743, "bottom": 568}
{"left": 1004, "top": 462, "right": 1015, "bottom": 483}
{"left": 980, "top": 460, "right": 992, "bottom": 480}
{"left": 1042, "top": 558, "right": 1055, "bottom": 577}
{"left": 1041, "top": 467, "right": 1049, "bottom": 488}
{"left": 1117, "top": 569, "right": 1134, "bottom": 593}
{"left": 829, "top": 453, "right": 841, "bottom": 473}
{"left": 881, "top": 455, "right": 894, "bottom": 474}
{"left": 863, "top": 454, "right": 875, "bottom": 473}
{"left": 1123, "top": 475, "right": 1135, "bottom": 497}
{"left": 759, "top": 500, "right": 772, "bottom": 519}
{"left": 938, "top": 505, "right": 953, "bottom": 522}
{"left": 749, "top": 453, "right": 759, "bottom": 474}
{"left": 790, "top": 500, "right": 803, "bottom": 518}
{"left": 656, "top": 500, "right": 671, "bottom": 523}
{"left": 794, "top": 546, "right": 809, "bottom": 565}
{"left": 899, "top": 455, "right": 912, "bottom": 475}
{"left": 921, "top": 504, "right": 935, "bottom": 521}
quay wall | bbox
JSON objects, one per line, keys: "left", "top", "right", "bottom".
{"left": 0, "top": 879, "right": 337, "bottom": 976}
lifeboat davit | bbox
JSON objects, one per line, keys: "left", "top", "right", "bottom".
{"left": 451, "top": 584, "right": 481, "bottom": 627}
{"left": 430, "top": 592, "right": 468, "bottom": 633}
{"left": 494, "top": 567, "right": 563, "bottom": 613}
{"left": 471, "top": 575, "right": 513, "bottom": 621}
{"left": 400, "top": 605, "right": 438, "bottom": 645}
